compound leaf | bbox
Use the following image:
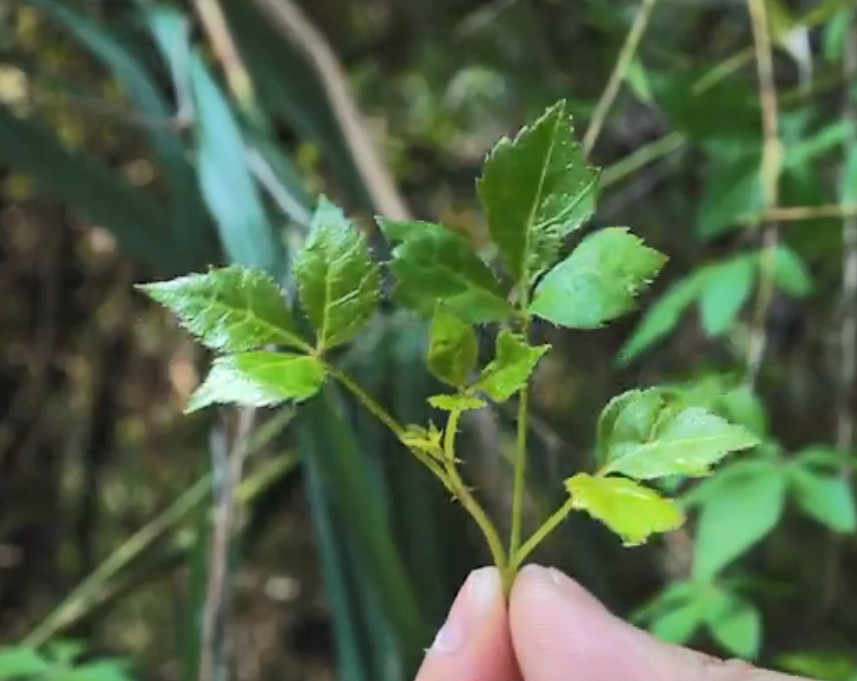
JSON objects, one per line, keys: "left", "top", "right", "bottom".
{"left": 427, "top": 309, "right": 478, "bottom": 387}
{"left": 474, "top": 330, "right": 550, "bottom": 402}
{"left": 187, "top": 352, "right": 326, "bottom": 412}
{"left": 530, "top": 227, "right": 666, "bottom": 328}
{"left": 378, "top": 218, "right": 512, "bottom": 323}
{"left": 295, "top": 196, "right": 380, "bottom": 349}
{"left": 138, "top": 266, "right": 307, "bottom": 351}
{"left": 566, "top": 473, "right": 684, "bottom": 546}
{"left": 477, "top": 100, "right": 598, "bottom": 283}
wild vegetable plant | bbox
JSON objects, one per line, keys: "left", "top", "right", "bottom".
{"left": 138, "top": 101, "right": 759, "bottom": 591}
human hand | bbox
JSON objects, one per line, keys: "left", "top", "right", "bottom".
{"left": 415, "top": 565, "right": 812, "bottom": 681}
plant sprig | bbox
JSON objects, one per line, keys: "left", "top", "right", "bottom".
{"left": 138, "top": 100, "right": 759, "bottom": 592}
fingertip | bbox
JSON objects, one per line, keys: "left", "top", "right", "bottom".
{"left": 415, "top": 567, "right": 519, "bottom": 681}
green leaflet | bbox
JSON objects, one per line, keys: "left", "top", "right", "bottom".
{"left": 295, "top": 197, "right": 381, "bottom": 350}
{"left": 427, "top": 394, "right": 487, "bottom": 411}
{"left": 692, "top": 460, "right": 787, "bottom": 579}
{"left": 788, "top": 465, "right": 857, "bottom": 533}
{"left": 596, "top": 388, "right": 666, "bottom": 466}
{"left": 530, "top": 227, "right": 667, "bottom": 329}
{"left": 773, "top": 244, "right": 813, "bottom": 298}
{"left": 602, "top": 407, "right": 760, "bottom": 480}
{"left": 566, "top": 473, "right": 684, "bottom": 546}
{"left": 698, "top": 254, "right": 757, "bottom": 336}
{"left": 477, "top": 100, "right": 599, "bottom": 284}
{"left": 706, "top": 590, "right": 761, "bottom": 660}
{"left": 474, "top": 330, "right": 550, "bottom": 402}
{"left": 426, "top": 310, "right": 478, "bottom": 387}
{"left": 378, "top": 218, "right": 512, "bottom": 323}
{"left": 137, "top": 267, "right": 308, "bottom": 352}
{"left": 187, "top": 352, "right": 326, "bottom": 412}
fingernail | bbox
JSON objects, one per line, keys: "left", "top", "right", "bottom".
{"left": 431, "top": 567, "right": 500, "bottom": 654}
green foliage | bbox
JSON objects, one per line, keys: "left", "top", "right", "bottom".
{"left": 530, "top": 227, "right": 667, "bottom": 328}
{"left": 295, "top": 197, "right": 380, "bottom": 350}
{"left": 473, "top": 331, "right": 550, "bottom": 402}
{"left": 142, "top": 102, "right": 756, "bottom": 591}
{"left": 0, "top": 644, "right": 134, "bottom": 681}
{"left": 477, "top": 100, "right": 598, "bottom": 284}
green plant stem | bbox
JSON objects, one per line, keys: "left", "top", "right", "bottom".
{"left": 582, "top": 0, "right": 660, "bottom": 154}
{"left": 444, "top": 410, "right": 508, "bottom": 576}
{"left": 600, "top": 131, "right": 685, "bottom": 188}
{"left": 512, "top": 497, "right": 576, "bottom": 571}
{"left": 508, "top": 317, "right": 531, "bottom": 567}
{"left": 326, "top": 364, "right": 406, "bottom": 440}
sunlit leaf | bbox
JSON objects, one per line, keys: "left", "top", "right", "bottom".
{"left": 474, "top": 330, "right": 550, "bottom": 402}
{"left": 566, "top": 473, "right": 684, "bottom": 546}
{"left": 187, "top": 352, "right": 326, "bottom": 412}
{"left": 295, "top": 197, "right": 380, "bottom": 350}
{"left": 530, "top": 227, "right": 666, "bottom": 328}
{"left": 378, "top": 218, "right": 512, "bottom": 322}
{"left": 138, "top": 267, "right": 307, "bottom": 351}
{"left": 478, "top": 100, "right": 598, "bottom": 282}
{"left": 602, "top": 407, "right": 760, "bottom": 480}
{"left": 693, "top": 461, "right": 787, "bottom": 579}
{"left": 426, "top": 309, "right": 478, "bottom": 387}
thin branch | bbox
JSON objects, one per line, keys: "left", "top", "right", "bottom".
{"left": 744, "top": 0, "right": 783, "bottom": 386}
{"left": 582, "top": 0, "right": 660, "bottom": 155}
{"left": 250, "top": 0, "right": 411, "bottom": 220}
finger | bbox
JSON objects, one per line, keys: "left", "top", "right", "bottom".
{"left": 509, "top": 564, "right": 807, "bottom": 681}
{"left": 415, "top": 567, "right": 520, "bottom": 681}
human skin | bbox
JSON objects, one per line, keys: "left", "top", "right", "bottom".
{"left": 414, "top": 564, "right": 811, "bottom": 681}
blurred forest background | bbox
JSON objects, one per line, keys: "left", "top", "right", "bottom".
{"left": 1, "top": 0, "right": 857, "bottom": 680}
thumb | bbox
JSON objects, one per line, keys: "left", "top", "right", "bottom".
{"left": 414, "top": 567, "right": 520, "bottom": 681}
{"left": 509, "top": 565, "right": 809, "bottom": 681}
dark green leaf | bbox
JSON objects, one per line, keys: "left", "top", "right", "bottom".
{"left": 427, "top": 394, "right": 487, "bottom": 411}
{"left": 530, "top": 227, "right": 667, "bottom": 328}
{"left": 474, "top": 331, "right": 550, "bottom": 402}
{"left": 705, "top": 591, "right": 761, "bottom": 660}
{"left": 426, "top": 310, "right": 477, "bottom": 386}
{"left": 378, "top": 218, "right": 512, "bottom": 323}
{"left": 619, "top": 270, "right": 705, "bottom": 363}
{"left": 138, "top": 267, "right": 308, "bottom": 352}
{"left": 187, "top": 352, "right": 326, "bottom": 412}
{"left": 698, "top": 255, "right": 756, "bottom": 336}
{"left": 777, "top": 650, "right": 857, "bottom": 681}
{"left": 566, "top": 473, "right": 685, "bottom": 546}
{"left": 295, "top": 197, "right": 380, "bottom": 349}
{"left": 477, "top": 100, "right": 598, "bottom": 282}
{"left": 693, "top": 461, "right": 787, "bottom": 579}
{"left": 596, "top": 388, "right": 666, "bottom": 465}
{"left": 788, "top": 466, "right": 857, "bottom": 533}
{"left": 773, "top": 244, "right": 813, "bottom": 297}
{"left": 602, "top": 407, "right": 760, "bottom": 480}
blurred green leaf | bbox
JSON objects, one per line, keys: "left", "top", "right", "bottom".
{"left": 427, "top": 394, "right": 487, "bottom": 411}
{"left": 477, "top": 100, "right": 598, "bottom": 282}
{"left": 719, "top": 385, "right": 768, "bottom": 437}
{"left": 530, "top": 227, "right": 666, "bottom": 328}
{"left": 602, "top": 407, "right": 759, "bottom": 480}
{"left": 426, "top": 309, "right": 477, "bottom": 387}
{"left": 295, "top": 197, "right": 380, "bottom": 350}
{"left": 773, "top": 244, "right": 814, "bottom": 297}
{"left": 693, "top": 461, "right": 787, "bottom": 579}
{"left": 696, "top": 149, "right": 762, "bottom": 240}
{"left": 784, "top": 120, "right": 855, "bottom": 170}
{"left": 705, "top": 590, "right": 761, "bottom": 659}
{"left": 189, "top": 52, "right": 281, "bottom": 272}
{"left": 777, "top": 650, "right": 857, "bottom": 681}
{"left": 138, "top": 267, "right": 308, "bottom": 352}
{"left": 625, "top": 57, "right": 653, "bottom": 104}
{"left": 841, "top": 143, "right": 857, "bottom": 206}
{"left": 788, "top": 465, "right": 857, "bottom": 533}
{"left": 698, "top": 255, "right": 756, "bottom": 336}
{"left": 378, "top": 219, "right": 512, "bottom": 322}
{"left": 651, "top": 598, "right": 705, "bottom": 644}
{"left": 566, "top": 473, "right": 684, "bottom": 546}
{"left": 619, "top": 270, "right": 706, "bottom": 362}
{"left": 474, "top": 330, "right": 550, "bottom": 402}
{"left": 187, "top": 352, "right": 326, "bottom": 412}
{"left": 596, "top": 388, "right": 665, "bottom": 466}
{"left": 0, "top": 647, "right": 51, "bottom": 680}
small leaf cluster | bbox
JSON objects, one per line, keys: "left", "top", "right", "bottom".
{"left": 139, "top": 101, "right": 759, "bottom": 575}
